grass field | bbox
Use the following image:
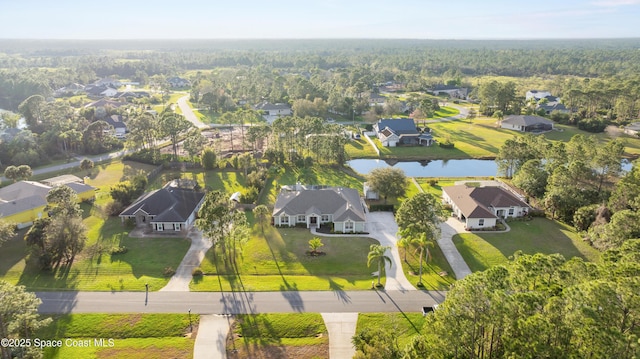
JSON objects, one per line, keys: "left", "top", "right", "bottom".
{"left": 147, "top": 169, "right": 247, "bottom": 194}
{"left": 356, "top": 313, "right": 426, "bottom": 349}
{"left": 399, "top": 241, "right": 456, "bottom": 289}
{"left": 345, "top": 139, "right": 379, "bottom": 158}
{"left": 415, "top": 177, "right": 494, "bottom": 199}
{"left": 37, "top": 314, "right": 197, "bottom": 359}
{"left": 191, "top": 225, "right": 380, "bottom": 291}
{"left": 452, "top": 218, "right": 600, "bottom": 272}
{"left": 259, "top": 165, "right": 364, "bottom": 205}
{"left": 228, "top": 313, "right": 328, "bottom": 359}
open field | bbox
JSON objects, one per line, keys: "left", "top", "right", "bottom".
{"left": 345, "top": 139, "right": 379, "bottom": 158}
{"left": 356, "top": 313, "right": 426, "bottom": 349}
{"left": 453, "top": 218, "right": 600, "bottom": 272}
{"left": 191, "top": 226, "right": 380, "bottom": 291}
{"left": 228, "top": 313, "right": 328, "bottom": 359}
{"left": 147, "top": 169, "right": 247, "bottom": 194}
{"left": 37, "top": 314, "right": 197, "bottom": 359}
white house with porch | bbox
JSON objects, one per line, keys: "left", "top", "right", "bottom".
{"left": 272, "top": 185, "right": 366, "bottom": 233}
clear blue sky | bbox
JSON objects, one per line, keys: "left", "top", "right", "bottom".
{"left": 1, "top": 0, "right": 639, "bottom": 39}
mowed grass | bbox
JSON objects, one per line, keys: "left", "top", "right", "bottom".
{"left": 453, "top": 218, "right": 601, "bottom": 272}
{"left": 259, "top": 165, "right": 364, "bottom": 206}
{"left": 37, "top": 314, "right": 196, "bottom": 359}
{"left": 228, "top": 313, "right": 328, "bottom": 359}
{"left": 356, "top": 313, "right": 427, "bottom": 349}
{"left": 399, "top": 241, "right": 456, "bottom": 290}
{"left": 0, "top": 160, "right": 190, "bottom": 291}
{"left": 345, "top": 138, "right": 379, "bottom": 158}
{"left": 147, "top": 169, "right": 247, "bottom": 194}
{"left": 416, "top": 177, "right": 494, "bottom": 199}
{"left": 191, "top": 226, "right": 380, "bottom": 291}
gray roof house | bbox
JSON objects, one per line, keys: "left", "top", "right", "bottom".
{"left": 273, "top": 185, "right": 366, "bottom": 233}
{"left": 374, "top": 118, "right": 433, "bottom": 147}
{"left": 624, "top": 122, "right": 640, "bottom": 136}
{"left": 443, "top": 185, "right": 529, "bottom": 230}
{"left": 119, "top": 182, "right": 205, "bottom": 233}
{"left": 500, "top": 115, "right": 554, "bottom": 133}
{"left": 254, "top": 101, "right": 292, "bottom": 123}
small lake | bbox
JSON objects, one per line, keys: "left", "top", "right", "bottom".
{"left": 348, "top": 158, "right": 635, "bottom": 177}
{"left": 347, "top": 159, "right": 498, "bottom": 177}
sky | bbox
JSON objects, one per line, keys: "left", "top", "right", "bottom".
{"left": 0, "top": 0, "right": 639, "bottom": 39}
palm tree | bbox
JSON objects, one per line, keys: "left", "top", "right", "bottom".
{"left": 252, "top": 205, "right": 270, "bottom": 235}
{"left": 412, "top": 235, "right": 434, "bottom": 287}
{"left": 367, "top": 244, "right": 392, "bottom": 287}
{"left": 397, "top": 236, "right": 411, "bottom": 262}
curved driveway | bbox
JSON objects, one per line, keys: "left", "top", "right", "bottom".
{"left": 177, "top": 95, "right": 209, "bottom": 129}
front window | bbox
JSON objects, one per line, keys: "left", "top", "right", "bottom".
{"left": 508, "top": 208, "right": 514, "bottom": 216}
{"left": 297, "top": 215, "right": 306, "bottom": 223}
{"left": 479, "top": 219, "right": 485, "bottom": 226}
{"left": 321, "top": 215, "right": 329, "bottom": 222}
{"left": 345, "top": 221, "right": 354, "bottom": 231}
{"left": 281, "top": 216, "right": 289, "bottom": 224}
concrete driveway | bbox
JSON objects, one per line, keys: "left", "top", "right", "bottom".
{"left": 177, "top": 95, "right": 209, "bottom": 129}
{"left": 160, "top": 228, "right": 212, "bottom": 292}
{"left": 365, "top": 212, "right": 415, "bottom": 291}
{"left": 321, "top": 313, "right": 358, "bottom": 359}
{"left": 438, "top": 218, "right": 472, "bottom": 279}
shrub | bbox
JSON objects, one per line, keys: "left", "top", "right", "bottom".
{"left": 201, "top": 147, "right": 217, "bottom": 170}
{"left": 370, "top": 204, "right": 395, "bottom": 212}
{"left": 110, "top": 246, "right": 128, "bottom": 255}
{"left": 241, "top": 186, "right": 259, "bottom": 204}
{"left": 577, "top": 118, "right": 607, "bottom": 133}
{"left": 428, "top": 178, "right": 439, "bottom": 186}
{"left": 104, "top": 200, "right": 126, "bottom": 216}
{"left": 192, "top": 267, "right": 203, "bottom": 276}
{"left": 163, "top": 266, "right": 176, "bottom": 277}
{"left": 439, "top": 141, "right": 455, "bottom": 149}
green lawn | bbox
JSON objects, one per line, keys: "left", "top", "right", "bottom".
{"left": 37, "top": 314, "right": 196, "bottom": 359}
{"left": 345, "top": 139, "right": 379, "bottom": 158}
{"left": 191, "top": 226, "right": 380, "bottom": 291}
{"left": 453, "top": 218, "right": 601, "bottom": 273}
{"left": 398, "top": 241, "right": 456, "bottom": 290}
{"left": 259, "top": 165, "right": 364, "bottom": 206}
{"left": 356, "top": 313, "right": 426, "bottom": 349}
{"left": 228, "top": 313, "right": 328, "bottom": 359}
{"left": 432, "top": 106, "right": 460, "bottom": 119}
{"left": 147, "top": 169, "right": 247, "bottom": 194}
{"left": 416, "top": 177, "right": 495, "bottom": 199}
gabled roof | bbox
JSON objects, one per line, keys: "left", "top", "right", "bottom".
{"left": 104, "top": 115, "right": 127, "bottom": 129}
{"left": 376, "top": 118, "right": 418, "bottom": 135}
{"left": 42, "top": 174, "right": 83, "bottom": 187}
{"left": 119, "top": 187, "right": 205, "bottom": 223}
{"left": 273, "top": 187, "right": 365, "bottom": 222}
{"left": 0, "top": 181, "right": 95, "bottom": 219}
{"left": 84, "top": 99, "right": 126, "bottom": 109}
{"left": 254, "top": 102, "right": 291, "bottom": 111}
{"left": 443, "top": 185, "right": 529, "bottom": 219}
{"left": 502, "top": 115, "right": 554, "bottom": 127}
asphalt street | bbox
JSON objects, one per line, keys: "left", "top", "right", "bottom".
{"left": 36, "top": 290, "right": 446, "bottom": 315}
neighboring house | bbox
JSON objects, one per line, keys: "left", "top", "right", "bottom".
{"left": 53, "top": 83, "right": 86, "bottom": 97}
{"left": 369, "top": 92, "right": 386, "bottom": 106}
{"left": 0, "top": 180, "right": 95, "bottom": 228}
{"left": 537, "top": 100, "right": 569, "bottom": 115}
{"left": 272, "top": 185, "right": 366, "bottom": 233}
{"left": 254, "top": 101, "right": 292, "bottom": 123}
{"left": 429, "top": 85, "right": 468, "bottom": 99}
{"left": 41, "top": 174, "right": 83, "bottom": 187}
{"left": 85, "top": 84, "right": 118, "bottom": 98}
{"left": 374, "top": 118, "right": 434, "bottom": 147}
{"left": 363, "top": 182, "right": 379, "bottom": 200}
{"left": 167, "top": 77, "right": 191, "bottom": 88}
{"left": 500, "top": 115, "right": 554, "bottom": 133}
{"left": 624, "top": 122, "right": 640, "bottom": 136}
{"left": 442, "top": 184, "right": 529, "bottom": 230}
{"left": 94, "top": 77, "right": 121, "bottom": 88}
{"left": 103, "top": 115, "right": 127, "bottom": 138}
{"left": 526, "top": 90, "right": 552, "bottom": 101}
{"left": 114, "top": 91, "right": 149, "bottom": 100}
{"left": 119, "top": 181, "right": 205, "bottom": 232}
{"left": 84, "top": 99, "right": 127, "bottom": 110}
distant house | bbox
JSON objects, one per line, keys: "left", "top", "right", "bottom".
{"left": 526, "top": 90, "right": 553, "bottom": 101}
{"left": 537, "top": 100, "right": 569, "bottom": 115}
{"left": 272, "top": 185, "right": 366, "bottom": 233}
{"left": 85, "top": 85, "right": 118, "bottom": 98}
{"left": 429, "top": 85, "right": 468, "bottom": 99}
{"left": 369, "top": 92, "right": 386, "bottom": 106}
{"left": 363, "top": 182, "right": 379, "bottom": 200}
{"left": 254, "top": 102, "right": 292, "bottom": 123}
{"left": 0, "top": 180, "right": 95, "bottom": 228}
{"left": 500, "top": 115, "right": 554, "bottom": 133}
{"left": 53, "top": 83, "right": 86, "bottom": 97}
{"left": 167, "top": 77, "right": 191, "bottom": 88}
{"left": 119, "top": 181, "right": 205, "bottom": 232}
{"left": 84, "top": 99, "right": 127, "bottom": 110}
{"left": 114, "top": 91, "right": 149, "bottom": 100}
{"left": 103, "top": 115, "right": 127, "bottom": 138}
{"left": 624, "top": 122, "right": 640, "bottom": 136}
{"left": 442, "top": 184, "right": 529, "bottom": 230}
{"left": 94, "top": 77, "right": 121, "bottom": 88}
{"left": 374, "top": 118, "right": 434, "bottom": 147}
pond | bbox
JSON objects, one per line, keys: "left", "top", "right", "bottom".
{"left": 347, "top": 159, "right": 498, "bottom": 177}
{"left": 348, "top": 158, "right": 636, "bottom": 177}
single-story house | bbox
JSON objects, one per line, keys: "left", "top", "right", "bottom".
{"left": 369, "top": 92, "right": 386, "bottom": 106}
{"left": 104, "top": 115, "right": 127, "bottom": 138}
{"left": 119, "top": 181, "right": 205, "bottom": 232}
{"left": 374, "top": 118, "right": 434, "bottom": 147}
{"left": 273, "top": 185, "right": 366, "bottom": 233}
{"left": 167, "top": 77, "right": 191, "bottom": 88}
{"left": 537, "top": 100, "right": 569, "bottom": 115}
{"left": 429, "top": 85, "right": 468, "bottom": 99}
{"left": 526, "top": 90, "right": 553, "bottom": 101}
{"left": 624, "top": 122, "right": 640, "bottom": 136}
{"left": 254, "top": 102, "right": 292, "bottom": 123}
{"left": 500, "top": 115, "right": 554, "bottom": 133}
{"left": 442, "top": 184, "right": 529, "bottom": 230}
{"left": 0, "top": 180, "right": 95, "bottom": 228}
{"left": 85, "top": 84, "right": 118, "bottom": 98}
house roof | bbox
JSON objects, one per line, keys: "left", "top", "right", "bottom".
{"left": 104, "top": 115, "right": 127, "bottom": 129}
{"left": 625, "top": 122, "right": 640, "bottom": 131}
{"left": 273, "top": 187, "right": 365, "bottom": 222}
{"left": 0, "top": 181, "right": 95, "bottom": 219}
{"left": 443, "top": 185, "right": 529, "bottom": 218}
{"left": 376, "top": 118, "right": 418, "bottom": 136}
{"left": 431, "top": 84, "right": 464, "bottom": 91}
{"left": 84, "top": 99, "right": 126, "bottom": 109}
{"left": 42, "top": 174, "right": 83, "bottom": 187}
{"left": 254, "top": 102, "right": 291, "bottom": 111}
{"left": 119, "top": 187, "right": 205, "bottom": 223}
{"left": 502, "top": 115, "right": 554, "bottom": 127}
{"left": 443, "top": 185, "right": 529, "bottom": 219}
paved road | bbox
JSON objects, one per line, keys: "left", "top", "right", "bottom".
{"left": 36, "top": 290, "right": 446, "bottom": 315}
{"left": 177, "top": 95, "right": 209, "bottom": 129}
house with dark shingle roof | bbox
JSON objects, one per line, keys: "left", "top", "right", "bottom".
{"left": 272, "top": 185, "right": 366, "bottom": 233}
{"left": 119, "top": 181, "right": 205, "bottom": 232}
{"left": 500, "top": 115, "right": 554, "bottom": 133}
{"left": 443, "top": 185, "right": 529, "bottom": 230}
{"left": 373, "top": 118, "right": 433, "bottom": 147}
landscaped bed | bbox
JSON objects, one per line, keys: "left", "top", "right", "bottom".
{"left": 227, "top": 313, "right": 328, "bottom": 359}
{"left": 452, "top": 218, "right": 600, "bottom": 272}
